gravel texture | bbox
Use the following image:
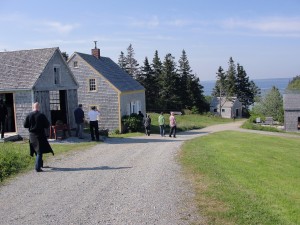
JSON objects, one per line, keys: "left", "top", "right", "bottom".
{"left": 0, "top": 121, "right": 254, "bottom": 225}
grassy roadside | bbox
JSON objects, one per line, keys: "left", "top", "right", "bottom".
{"left": 180, "top": 131, "right": 300, "bottom": 225}
{"left": 0, "top": 141, "right": 96, "bottom": 183}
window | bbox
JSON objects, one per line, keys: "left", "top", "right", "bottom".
{"left": 73, "top": 61, "right": 78, "bottom": 68}
{"left": 54, "top": 66, "right": 60, "bottom": 84}
{"left": 50, "top": 91, "right": 60, "bottom": 110}
{"left": 222, "top": 109, "right": 225, "bottom": 112}
{"left": 214, "top": 108, "right": 217, "bottom": 112}
{"left": 89, "top": 78, "right": 96, "bottom": 91}
{"left": 128, "top": 100, "right": 141, "bottom": 114}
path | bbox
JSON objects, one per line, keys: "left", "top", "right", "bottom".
{"left": 0, "top": 121, "right": 298, "bottom": 225}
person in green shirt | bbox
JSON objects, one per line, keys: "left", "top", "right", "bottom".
{"left": 158, "top": 112, "right": 165, "bottom": 137}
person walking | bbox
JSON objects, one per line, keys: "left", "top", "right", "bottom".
{"left": 88, "top": 106, "right": 100, "bottom": 141}
{"left": 24, "top": 102, "right": 54, "bottom": 172}
{"left": 0, "top": 99, "right": 8, "bottom": 139}
{"left": 74, "top": 104, "right": 84, "bottom": 139}
{"left": 144, "top": 114, "right": 151, "bottom": 136}
{"left": 158, "top": 112, "right": 165, "bottom": 137}
{"left": 169, "top": 112, "right": 177, "bottom": 138}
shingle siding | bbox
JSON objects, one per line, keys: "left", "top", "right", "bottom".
{"left": 283, "top": 93, "right": 300, "bottom": 132}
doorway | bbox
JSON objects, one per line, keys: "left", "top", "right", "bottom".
{"left": 0, "top": 93, "right": 16, "bottom": 132}
{"left": 49, "top": 90, "right": 68, "bottom": 125}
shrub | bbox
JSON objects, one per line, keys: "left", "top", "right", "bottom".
{"left": 121, "top": 113, "right": 141, "bottom": 133}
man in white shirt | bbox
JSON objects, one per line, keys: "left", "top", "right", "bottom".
{"left": 88, "top": 106, "right": 100, "bottom": 141}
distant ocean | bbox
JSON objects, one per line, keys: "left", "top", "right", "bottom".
{"left": 201, "top": 77, "right": 293, "bottom": 96}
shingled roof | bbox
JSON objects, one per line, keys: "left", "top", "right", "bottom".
{"left": 75, "top": 52, "right": 144, "bottom": 92}
{"left": 0, "top": 47, "right": 58, "bottom": 91}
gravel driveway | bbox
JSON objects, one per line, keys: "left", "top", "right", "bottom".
{"left": 0, "top": 121, "right": 255, "bottom": 225}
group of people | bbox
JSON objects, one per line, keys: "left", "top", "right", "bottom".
{"left": 142, "top": 111, "right": 177, "bottom": 138}
{"left": 22, "top": 101, "right": 178, "bottom": 172}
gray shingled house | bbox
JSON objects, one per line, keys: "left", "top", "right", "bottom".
{"left": 0, "top": 47, "right": 79, "bottom": 138}
{"left": 283, "top": 91, "right": 300, "bottom": 132}
{"left": 68, "top": 45, "right": 145, "bottom": 132}
{"left": 210, "top": 97, "right": 242, "bottom": 118}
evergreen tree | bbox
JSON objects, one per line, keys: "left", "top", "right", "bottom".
{"left": 235, "top": 64, "right": 252, "bottom": 110}
{"left": 125, "top": 44, "right": 139, "bottom": 78}
{"left": 118, "top": 51, "right": 127, "bottom": 70}
{"left": 226, "top": 57, "right": 237, "bottom": 96}
{"left": 178, "top": 50, "right": 192, "bottom": 108}
{"left": 212, "top": 66, "right": 226, "bottom": 97}
{"left": 137, "top": 57, "right": 157, "bottom": 110}
{"left": 61, "top": 52, "right": 69, "bottom": 61}
{"left": 287, "top": 75, "right": 300, "bottom": 90}
{"left": 159, "top": 53, "right": 181, "bottom": 110}
{"left": 150, "top": 51, "right": 163, "bottom": 110}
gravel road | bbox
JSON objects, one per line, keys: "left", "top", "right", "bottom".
{"left": 0, "top": 120, "right": 270, "bottom": 225}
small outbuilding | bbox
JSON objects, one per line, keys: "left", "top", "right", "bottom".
{"left": 210, "top": 97, "right": 242, "bottom": 118}
{"left": 283, "top": 91, "right": 300, "bottom": 132}
{"left": 68, "top": 44, "right": 145, "bottom": 132}
{"left": 0, "top": 47, "right": 79, "bottom": 138}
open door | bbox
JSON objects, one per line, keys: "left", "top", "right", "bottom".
{"left": 0, "top": 93, "right": 16, "bottom": 132}
{"left": 50, "top": 90, "right": 68, "bottom": 125}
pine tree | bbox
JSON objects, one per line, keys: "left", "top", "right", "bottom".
{"left": 226, "top": 57, "right": 237, "bottom": 96}
{"left": 151, "top": 50, "right": 163, "bottom": 110}
{"left": 137, "top": 57, "right": 156, "bottom": 110}
{"left": 212, "top": 66, "right": 226, "bottom": 97}
{"left": 159, "top": 53, "right": 181, "bottom": 110}
{"left": 125, "top": 44, "right": 139, "bottom": 79}
{"left": 178, "top": 50, "right": 191, "bottom": 108}
{"left": 118, "top": 51, "right": 127, "bottom": 70}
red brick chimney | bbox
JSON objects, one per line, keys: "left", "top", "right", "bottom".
{"left": 91, "top": 41, "right": 100, "bottom": 59}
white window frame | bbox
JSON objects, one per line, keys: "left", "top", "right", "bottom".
{"left": 88, "top": 78, "right": 97, "bottom": 92}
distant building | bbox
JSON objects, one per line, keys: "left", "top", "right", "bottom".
{"left": 283, "top": 91, "right": 300, "bottom": 132}
{"left": 0, "top": 47, "right": 79, "bottom": 138}
{"left": 68, "top": 44, "right": 145, "bottom": 132}
{"left": 210, "top": 97, "right": 242, "bottom": 118}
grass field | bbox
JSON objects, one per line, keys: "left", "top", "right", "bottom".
{"left": 180, "top": 131, "right": 300, "bottom": 225}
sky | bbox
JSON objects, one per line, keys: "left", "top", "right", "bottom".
{"left": 0, "top": 0, "right": 299, "bottom": 81}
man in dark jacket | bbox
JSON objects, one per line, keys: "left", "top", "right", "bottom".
{"left": 0, "top": 99, "right": 8, "bottom": 139}
{"left": 24, "top": 102, "right": 54, "bottom": 172}
{"left": 74, "top": 104, "right": 84, "bottom": 139}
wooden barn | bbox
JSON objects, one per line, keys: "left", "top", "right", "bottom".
{"left": 210, "top": 97, "right": 242, "bottom": 118}
{"left": 0, "top": 47, "right": 79, "bottom": 139}
{"left": 68, "top": 44, "right": 145, "bottom": 132}
{"left": 283, "top": 91, "right": 300, "bottom": 132}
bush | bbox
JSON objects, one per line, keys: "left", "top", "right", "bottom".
{"left": 121, "top": 113, "right": 142, "bottom": 133}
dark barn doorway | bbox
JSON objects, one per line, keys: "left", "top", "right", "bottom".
{"left": 0, "top": 93, "right": 16, "bottom": 132}
{"left": 50, "top": 90, "right": 68, "bottom": 125}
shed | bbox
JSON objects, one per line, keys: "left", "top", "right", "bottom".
{"left": 68, "top": 45, "right": 145, "bottom": 133}
{"left": 283, "top": 91, "right": 300, "bottom": 132}
{"left": 0, "top": 47, "right": 79, "bottom": 138}
{"left": 210, "top": 97, "right": 242, "bottom": 118}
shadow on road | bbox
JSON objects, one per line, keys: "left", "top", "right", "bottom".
{"left": 48, "top": 166, "right": 132, "bottom": 172}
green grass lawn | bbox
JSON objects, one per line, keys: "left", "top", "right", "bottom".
{"left": 180, "top": 131, "right": 300, "bottom": 225}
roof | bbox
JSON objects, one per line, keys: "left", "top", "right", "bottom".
{"left": 0, "top": 47, "right": 58, "bottom": 90}
{"left": 74, "top": 52, "right": 144, "bottom": 92}
{"left": 284, "top": 93, "right": 300, "bottom": 110}
{"left": 210, "top": 97, "right": 239, "bottom": 108}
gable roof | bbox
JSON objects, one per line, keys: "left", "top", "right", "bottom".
{"left": 210, "top": 97, "right": 239, "bottom": 108}
{"left": 74, "top": 52, "right": 144, "bottom": 92}
{"left": 0, "top": 47, "right": 58, "bottom": 91}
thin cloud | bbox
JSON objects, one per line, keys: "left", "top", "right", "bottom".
{"left": 39, "top": 21, "right": 80, "bottom": 34}
{"left": 129, "top": 15, "right": 159, "bottom": 28}
{"left": 222, "top": 17, "right": 300, "bottom": 34}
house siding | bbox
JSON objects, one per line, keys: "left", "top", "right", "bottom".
{"left": 69, "top": 55, "right": 119, "bottom": 132}
{"left": 283, "top": 93, "right": 300, "bottom": 132}
{"left": 14, "top": 90, "right": 34, "bottom": 138}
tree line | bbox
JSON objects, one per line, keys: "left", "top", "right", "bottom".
{"left": 118, "top": 44, "right": 208, "bottom": 113}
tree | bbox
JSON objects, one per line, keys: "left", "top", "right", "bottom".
{"left": 287, "top": 75, "right": 300, "bottom": 90}
{"left": 226, "top": 57, "right": 237, "bottom": 96}
{"left": 137, "top": 57, "right": 156, "bottom": 110}
{"left": 159, "top": 53, "right": 181, "bottom": 110}
{"left": 61, "top": 52, "right": 68, "bottom": 61}
{"left": 118, "top": 51, "right": 127, "bottom": 70}
{"left": 150, "top": 50, "right": 163, "bottom": 110}
{"left": 125, "top": 44, "right": 139, "bottom": 79}
{"left": 212, "top": 66, "right": 226, "bottom": 97}
{"left": 178, "top": 50, "right": 192, "bottom": 108}
{"left": 252, "top": 86, "right": 283, "bottom": 122}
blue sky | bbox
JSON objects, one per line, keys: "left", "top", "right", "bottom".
{"left": 0, "top": 0, "right": 299, "bottom": 81}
